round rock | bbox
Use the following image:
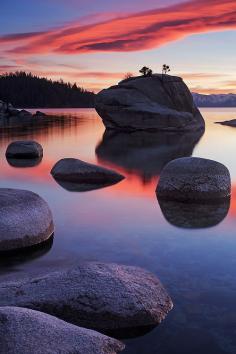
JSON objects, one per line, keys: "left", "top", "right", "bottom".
{"left": 157, "top": 157, "right": 231, "bottom": 202}
{"left": 6, "top": 141, "right": 43, "bottom": 159}
{"left": 51, "top": 158, "right": 124, "bottom": 186}
{"left": 0, "top": 189, "right": 54, "bottom": 252}
{"left": 0, "top": 262, "right": 173, "bottom": 337}
{"left": 0, "top": 307, "right": 124, "bottom": 354}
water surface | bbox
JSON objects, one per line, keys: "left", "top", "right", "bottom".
{"left": 1, "top": 108, "right": 236, "bottom": 354}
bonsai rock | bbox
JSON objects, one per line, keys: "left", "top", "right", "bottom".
{"left": 95, "top": 75, "right": 205, "bottom": 132}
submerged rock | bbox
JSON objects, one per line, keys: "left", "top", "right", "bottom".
{"left": 95, "top": 74, "right": 205, "bottom": 132}
{"left": 0, "top": 307, "right": 124, "bottom": 354}
{"left": 157, "top": 157, "right": 231, "bottom": 202}
{"left": 51, "top": 158, "right": 124, "bottom": 190}
{"left": 0, "top": 262, "right": 173, "bottom": 338}
{"left": 215, "top": 119, "right": 236, "bottom": 127}
{"left": 6, "top": 141, "right": 43, "bottom": 159}
{"left": 158, "top": 198, "right": 230, "bottom": 229}
{"left": 0, "top": 189, "right": 54, "bottom": 252}
{"left": 96, "top": 129, "right": 204, "bottom": 181}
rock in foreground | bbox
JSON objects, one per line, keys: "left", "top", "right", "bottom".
{"left": 95, "top": 75, "right": 205, "bottom": 132}
{"left": 0, "top": 189, "right": 54, "bottom": 252}
{"left": 215, "top": 119, "right": 236, "bottom": 127}
{"left": 51, "top": 158, "right": 124, "bottom": 190}
{"left": 0, "top": 262, "right": 173, "bottom": 337}
{"left": 157, "top": 157, "right": 231, "bottom": 202}
{"left": 0, "top": 307, "right": 124, "bottom": 354}
{"left": 6, "top": 140, "right": 43, "bottom": 159}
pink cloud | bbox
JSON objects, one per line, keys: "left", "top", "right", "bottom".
{"left": 0, "top": 0, "right": 235, "bottom": 56}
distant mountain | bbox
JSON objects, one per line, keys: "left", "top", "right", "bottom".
{"left": 192, "top": 92, "right": 236, "bottom": 107}
{"left": 0, "top": 72, "right": 95, "bottom": 108}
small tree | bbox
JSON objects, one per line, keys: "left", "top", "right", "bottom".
{"left": 124, "top": 72, "right": 134, "bottom": 80}
{"left": 147, "top": 68, "right": 153, "bottom": 76}
{"left": 139, "top": 66, "right": 153, "bottom": 77}
{"left": 162, "top": 64, "right": 170, "bottom": 75}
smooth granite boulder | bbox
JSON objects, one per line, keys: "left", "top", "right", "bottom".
{"left": 51, "top": 158, "right": 124, "bottom": 190}
{"left": 0, "top": 262, "right": 173, "bottom": 337}
{"left": 6, "top": 141, "right": 43, "bottom": 159}
{"left": 157, "top": 157, "right": 231, "bottom": 202}
{"left": 95, "top": 74, "right": 205, "bottom": 132}
{"left": 0, "top": 189, "right": 54, "bottom": 252}
{"left": 0, "top": 307, "right": 124, "bottom": 354}
{"left": 96, "top": 129, "right": 204, "bottom": 181}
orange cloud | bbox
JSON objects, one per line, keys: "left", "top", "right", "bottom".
{"left": 191, "top": 86, "right": 236, "bottom": 94}
{"left": 180, "top": 73, "right": 228, "bottom": 80}
{"left": 0, "top": 0, "right": 235, "bottom": 55}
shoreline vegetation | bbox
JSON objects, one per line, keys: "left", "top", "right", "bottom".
{"left": 0, "top": 72, "right": 95, "bottom": 108}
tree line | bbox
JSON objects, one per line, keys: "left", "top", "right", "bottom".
{"left": 0, "top": 72, "right": 95, "bottom": 108}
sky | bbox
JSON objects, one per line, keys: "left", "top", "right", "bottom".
{"left": 0, "top": 0, "right": 236, "bottom": 93}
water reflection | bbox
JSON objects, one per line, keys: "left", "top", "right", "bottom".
{"left": 0, "top": 236, "right": 53, "bottom": 275}
{"left": 6, "top": 156, "right": 43, "bottom": 168}
{"left": 53, "top": 178, "right": 123, "bottom": 192}
{"left": 157, "top": 198, "right": 230, "bottom": 229}
{"left": 0, "top": 114, "right": 80, "bottom": 141}
{"left": 96, "top": 129, "right": 204, "bottom": 181}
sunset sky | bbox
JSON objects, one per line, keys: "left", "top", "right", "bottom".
{"left": 1, "top": 0, "right": 236, "bottom": 93}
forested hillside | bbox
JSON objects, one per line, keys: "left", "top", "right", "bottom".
{"left": 0, "top": 72, "right": 95, "bottom": 108}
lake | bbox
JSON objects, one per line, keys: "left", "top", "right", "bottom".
{"left": 0, "top": 108, "right": 236, "bottom": 354}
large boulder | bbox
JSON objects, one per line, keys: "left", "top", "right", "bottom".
{"left": 0, "top": 189, "right": 54, "bottom": 252}
{"left": 95, "top": 75, "right": 205, "bottom": 131}
{"left": 0, "top": 307, "right": 124, "bottom": 354}
{"left": 0, "top": 262, "right": 173, "bottom": 337}
{"left": 6, "top": 141, "right": 43, "bottom": 159}
{"left": 96, "top": 129, "right": 204, "bottom": 181}
{"left": 157, "top": 157, "right": 231, "bottom": 202}
{"left": 51, "top": 158, "right": 124, "bottom": 191}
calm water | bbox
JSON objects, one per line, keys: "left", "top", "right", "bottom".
{"left": 1, "top": 108, "right": 236, "bottom": 354}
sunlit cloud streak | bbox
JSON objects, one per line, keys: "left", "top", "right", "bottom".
{"left": 0, "top": 0, "right": 235, "bottom": 56}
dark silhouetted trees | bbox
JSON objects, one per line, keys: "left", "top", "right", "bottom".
{"left": 162, "top": 64, "right": 171, "bottom": 75}
{"left": 0, "top": 72, "right": 95, "bottom": 108}
{"left": 139, "top": 67, "right": 153, "bottom": 77}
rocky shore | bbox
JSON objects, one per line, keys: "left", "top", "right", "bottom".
{"left": 0, "top": 100, "right": 46, "bottom": 128}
